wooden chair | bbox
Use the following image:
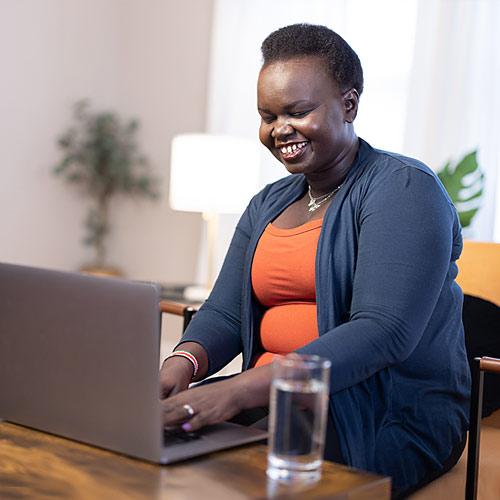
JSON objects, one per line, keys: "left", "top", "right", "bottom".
{"left": 411, "top": 241, "right": 500, "bottom": 499}
{"left": 456, "top": 240, "right": 500, "bottom": 306}
{"left": 159, "top": 300, "right": 197, "bottom": 332}
{"left": 460, "top": 242, "right": 500, "bottom": 498}
{"left": 467, "top": 357, "right": 500, "bottom": 499}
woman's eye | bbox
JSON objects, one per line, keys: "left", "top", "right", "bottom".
{"left": 261, "top": 115, "right": 275, "bottom": 124}
{"left": 290, "top": 110, "right": 310, "bottom": 118}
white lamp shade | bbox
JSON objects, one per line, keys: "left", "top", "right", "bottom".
{"left": 169, "top": 133, "right": 261, "bottom": 214}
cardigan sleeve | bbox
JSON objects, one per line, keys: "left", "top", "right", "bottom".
{"left": 178, "top": 190, "right": 263, "bottom": 376}
{"left": 297, "top": 166, "right": 460, "bottom": 393}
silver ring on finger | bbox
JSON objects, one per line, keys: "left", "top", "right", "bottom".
{"left": 183, "top": 403, "right": 195, "bottom": 419}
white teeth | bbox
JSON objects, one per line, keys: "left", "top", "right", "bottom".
{"left": 280, "top": 142, "right": 307, "bottom": 155}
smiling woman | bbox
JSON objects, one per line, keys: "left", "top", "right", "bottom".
{"left": 257, "top": 56, "right": 358, "bottom": 226}
{"left": 159, "top": 24, "right": 470, "bottom": 498}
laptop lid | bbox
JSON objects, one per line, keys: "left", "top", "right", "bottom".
{"left": 0, "top": 262, "right": 164, "bottom": 462}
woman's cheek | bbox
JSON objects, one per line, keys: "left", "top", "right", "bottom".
{"left": 259, "top": 125, "right": 278, "bottom": 158}
{"left": 258, "top": 124, "right": 270, "bottom": 146}
{"left": 305, "top": 119, "right": 321, "bottom": 134}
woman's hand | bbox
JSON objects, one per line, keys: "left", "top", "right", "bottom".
{"left": 159, "top": 356, "right": 194, "bottom": 399}
{"left": 161, "top": 364, "right": 274, "bottom": 431}
{"left": 159, "top": 342, "right": 210, "bottom": 399}
{"left": 162, "top": 377, "right": 244, "bottom": 430}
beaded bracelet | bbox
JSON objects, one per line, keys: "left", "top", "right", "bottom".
{"left": 165, "top": 350, "right": 199, "bottom": 378}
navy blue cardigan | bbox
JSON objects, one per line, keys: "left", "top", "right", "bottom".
{"left": 181, "top": 139, "right": 470, "bottom": 490}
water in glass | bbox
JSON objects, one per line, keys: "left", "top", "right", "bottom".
{"left": 267, "top": 355, "right": 330, "bottom": 481}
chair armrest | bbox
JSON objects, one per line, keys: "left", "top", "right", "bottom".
{"left": 159, "top": 300, "right": 197, "bottom": 332}
{"left": 480, "top": 357, "right": 500, "bottom": 374}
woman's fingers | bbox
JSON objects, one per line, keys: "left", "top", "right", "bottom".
{"left": 180, "top": 403, "right": 230, "bottom": 432}
{"left": 161, "top": 380, "right": 241, "bottom": 429}
{"left": 162, "top": 398, "right": 193, "bottom": 425}
{"left": 181, "top": 413, "right": 204, "bottom": 432}
{"left": 162, "top": 393, "right": 206, "bottom": 427}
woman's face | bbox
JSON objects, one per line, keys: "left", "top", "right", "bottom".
{"left": 257, "top": 56, "right": 358, "bottom": 176}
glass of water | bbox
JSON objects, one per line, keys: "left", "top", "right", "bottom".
{"left": 267, "top": 354, "right": 331, "bottom": 482}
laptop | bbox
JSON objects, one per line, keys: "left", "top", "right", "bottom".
{"left": 0, "top": 262, "right": 267, "bottom": 464}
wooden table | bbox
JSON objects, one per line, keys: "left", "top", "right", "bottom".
{"left": 0, "top": 421, "right": 390, "bottom": 499}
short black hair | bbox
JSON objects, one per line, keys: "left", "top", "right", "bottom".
{"left": 261, "top": 23, "right": 364, "bottom": 96}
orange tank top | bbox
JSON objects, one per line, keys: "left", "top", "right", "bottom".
{"left": 251, "top": 218, "right": 322, "bottom": 367}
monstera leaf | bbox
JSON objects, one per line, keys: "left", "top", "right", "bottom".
{"left": 438, "top": 150, "right": 484, "bottom": 228}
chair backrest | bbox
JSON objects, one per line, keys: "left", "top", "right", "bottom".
{"left": 466, "top": 356, "right": 500, "bottom": 500}
{"left": 458, "top": 241, "right": 500, "bottom": 498}
{"left": 456, "top": 241, "right": 500, "bottom": 306}
{"left": 159, "top": 300, "right": 197, "bottom": 332}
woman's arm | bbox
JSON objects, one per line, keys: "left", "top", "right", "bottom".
{"left": 159, "top": 188, "right": 270, "bottom": 402}
{"left": 178, "top": 188, "right": 267, "bottom": 376}
{"left": 298, "top": 167, "right": 459, "bottom": 392}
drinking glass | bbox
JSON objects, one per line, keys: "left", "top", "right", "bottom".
{"left": 267, "top": 354, "right": 331, "bottom": 482}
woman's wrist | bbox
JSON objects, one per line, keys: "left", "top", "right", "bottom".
{"left": 234, "top": 364, "right": 273, "bottom": 410}
{"left": 161, "top": 355, "right": 195, "bottom": 378}
{"left": 165, "top": 350, "right": 199, "bottom": 378}
{"left": 172, "top": 341, "right": 209, "bottom": 381}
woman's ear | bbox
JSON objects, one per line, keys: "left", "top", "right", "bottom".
{"left": 343, "top": 89, "right": 359, "bottom": 123}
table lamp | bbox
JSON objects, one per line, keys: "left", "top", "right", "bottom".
{"left": 169, "top": 133, "right": 260, "bottom": 299}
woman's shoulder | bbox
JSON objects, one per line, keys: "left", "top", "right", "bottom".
{"left": 359, "top": 139, "right": 435, "bottom": 178}
{"left": 355, "top": 139, "right": 451, "bottom": 201}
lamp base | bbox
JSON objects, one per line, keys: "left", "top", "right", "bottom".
{"left": 183, "top": 285, "right": 210, "bottom": 303}
{"left": 160, "top": 283, "right": 210, "bottom": 303}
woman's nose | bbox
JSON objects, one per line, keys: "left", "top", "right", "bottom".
{"left": 271, "top": 118, "right": 294, "bottom": 139}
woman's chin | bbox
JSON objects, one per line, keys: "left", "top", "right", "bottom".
{"left": 278, "top": 155, "right": 305, "bottom": 171}
{"left": 282, "top": 161, "right": 311, "bottom": 175}
{"left": 284, "top": 166, "right": 305, "bottom": 175}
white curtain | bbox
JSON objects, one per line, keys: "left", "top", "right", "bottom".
{"left": 404, "top": 0, "right": 500, "bottom": 241}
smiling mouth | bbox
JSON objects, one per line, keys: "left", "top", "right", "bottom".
{"left": 278, "top": 141, "right": 309, "bottom": 161}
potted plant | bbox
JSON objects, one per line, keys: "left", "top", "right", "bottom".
{"left": 438, "top": 150, "right": 484, "bottom": 232}
{"left": 53, "top": 100, "right": 159, "bottom": 275}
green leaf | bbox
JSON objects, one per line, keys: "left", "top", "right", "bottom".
{"left": 437, "top": 150, "right": 484, "bottom": 228}
{"left": 67, "top": 173, "right": 84, "bottom": 183}
{"left": 460, "top": 209, "right": 478, "bottom": 228}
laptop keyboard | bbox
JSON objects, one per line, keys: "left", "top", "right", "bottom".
{"left": 163, "top": 427, "right": 202, "bottom": 446}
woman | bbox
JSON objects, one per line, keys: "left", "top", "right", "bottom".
{"left": 160, "top": 24, "right": 470, "bottom": 497}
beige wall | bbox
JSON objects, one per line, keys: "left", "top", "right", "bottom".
{"left": 0, "top": 0, "right": 213, "bottom": 284}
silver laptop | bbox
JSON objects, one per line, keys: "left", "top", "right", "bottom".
{"left": 0, "top": 262, "right": 266, "bottom": 463}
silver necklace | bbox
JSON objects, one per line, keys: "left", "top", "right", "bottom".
{"left": 307, "top": 184, "right": 343, "bottom": 213}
